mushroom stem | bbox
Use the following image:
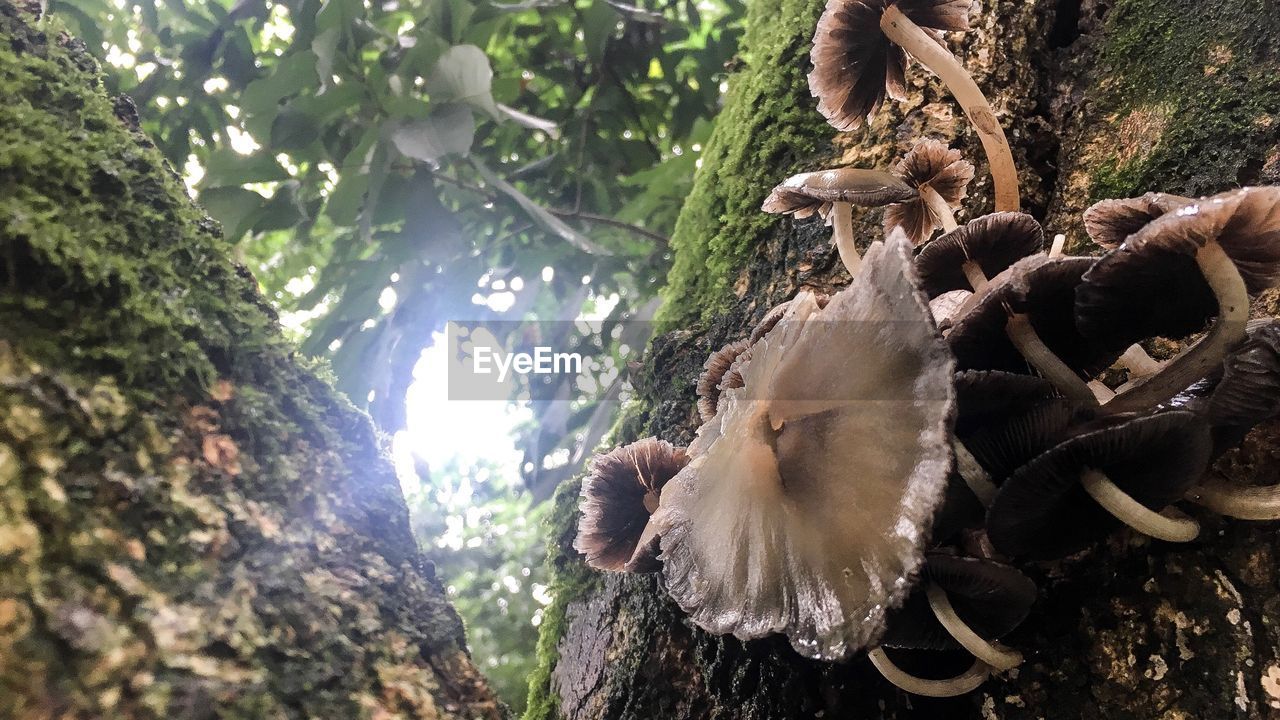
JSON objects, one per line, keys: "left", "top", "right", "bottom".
{"left": 1118, "top": 344, "right": 1164, "bottom": 377}
{"left": 880, "top": 6, "right": 1020, "bottom": 212}
{"left": 1088, "top": 380, "right": 1115, "bottom": 403}
{"left": 830, "top": 201, "right": 861, "bottom": 276}
{"left": 1188, "top": 475, "right": 1280, "bottom": 521}
{"left": 1005, "top": 313, "right": 1099, "bottom": 409}
{"left": 1104, "top": 241, "right": 1250, "bottom": 413}
{"left": 1048, "top": 233, "right": 1066, "bottom": 257}
{"left": 955, "top": 441, "right": 998, "bottom": 506}
{"left": 961, "top": 260, "right": 989, "bottom": 293}
{"left": 868, "top": 647, "right": 991, "bottom": 698}
{"left": 1080, "top": 468, "right": 1200, "bottom": 542}
{"left": 920, "top": 184, "right": 960, "bottom": 234}
{"left": 926, "top": 584, "right": 1023, "bottom": 671}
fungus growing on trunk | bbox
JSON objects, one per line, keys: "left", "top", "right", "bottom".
{"left": 652, "top": 233, "right": 956, "bottom": 660}
{"left": 883, "top": 139, "right": 975, "bottom": 245}
{"left": 574, "top": 437, "right": 689, "bottom": 572}
{"left": 808, "top": 0, "right": 1020, "bottom": 210}
{"left": 696, "top": 339, "right": 752, "bottom": 421}
{"left": 1083, "top": 192, "right": 1192, "bottom": 249}
{"left": 1077, "top": 187, "right": 1280, "bottom": 413}
{"left": 763, "top": 168, "right": 917, "bottom": 274}
{"left": 874, "top": 553, "right": 1037, "bottom": 695}
{"left": 914, "top": 211, "right": 1044, "bottom": 297}
{"left": 986, "top": 411, "right": 1212, "bottom": 559}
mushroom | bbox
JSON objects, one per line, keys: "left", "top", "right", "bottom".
{"left": 947, "top": 255, "right": 1122, "bottom": 409}
{"left": 986, "top": 410, "right": 1212, "bottom": 560}
{"left": 914, "top": 211, "right": 1044, "bottom": 297}
{"left": 1185, "top": 319, "right": 1280, "bottom": 519}
{"left": 874, "top": 553, "right": 1037, "bottom": 695}
{"left": 1082, "top": 192, "right": 1193, "bottom": 249}
{"left": 930, "top": 288, "right": 971, "bottom": 329}
{"left": 883, "top": 139, "right": 976, "bottom": 245}
{"left": 575, "top": 437, "right": 689, "bottom": 572}
{"left": 653, "top": 232, "right": 956, "bottom": 660}
{"left": 763, "top": 168, "right": 917, "bottom": 275}
{"left": 696, "top": 339, "right": 752, "bottom": 422}
{"left": 808, "top": 0, "right": 1020, "bottom": 211}
{"left": 1077, "top": 187, "right": 1280, "bottom": 413}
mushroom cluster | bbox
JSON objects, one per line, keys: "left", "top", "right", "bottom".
{"left": 574, "top": 0, "right": 1280, "bottom": 700}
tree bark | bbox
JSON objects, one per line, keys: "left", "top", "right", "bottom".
{"left": 0, "top": 5, "right": 504, "bottom": 718}
{"left": 529, "top": 0, "right": 1280, "bottom": 718}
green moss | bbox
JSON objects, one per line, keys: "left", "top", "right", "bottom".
{"left": 0, "top": 7, "right": 500, "bottom": 718}
{"left": 657, "top": 0, "right": 831, "bottom": 327}
{"left": 522, "top": 477, "right": 601, "bottom": 720}
{"left": 1085, "top": 0, "right": 1280, "bottom": 200}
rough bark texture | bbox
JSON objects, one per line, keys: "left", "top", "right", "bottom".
{"left": 530, "top": 0, "right": 1280, "bottom": 717}
{"left": 0, "top": 5, "right": 504, "bottom": 718}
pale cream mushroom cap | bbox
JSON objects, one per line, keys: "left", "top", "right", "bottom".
{"left": 654, "top": 231, "right": 956, "bottom": 660}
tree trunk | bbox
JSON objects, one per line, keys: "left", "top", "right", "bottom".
{"left": 0, "top": 6, "right": 504, "bottom": 718}
{"left": 528, "top": 0, "right": 1280, "bottom": 718}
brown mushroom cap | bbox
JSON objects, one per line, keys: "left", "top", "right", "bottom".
{"left": 575, "top": 437, "right": 689, "bottom": 572}
{"left": 1077, "top": 187, "right": 1280, "bottom": 348}
{"left": 1204, "top": 319, "right": 1280, "bottom": 431}
{"left": 762, "top": 168, "right": 918, "bottom": 221}
{"left": 915, "top": 212, "right": 1045, "bottom": 298}
{"left": 809, "top": 0, "right": 972, "bottom": 131}
{"left": 948, "top": 255, "right": 1123, "bottom": 377}
{"left": 1083, "top": 192, "right": 1192, "bottom": 249}
{"left": 654, "top": 232, "right": 956, "bottom": 660}
{"left": 882, "top": 553, "right": 1037, "bottom": 651}
{"left": 696, "top": 339, "right": 752, "bottom": 421}
{"left": 986, "top": 410, "right": 1212, "bottom": 559}
{"left": 884, "top": 139, "right": 976, "bottom": 244}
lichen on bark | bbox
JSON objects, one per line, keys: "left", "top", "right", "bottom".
{"left": 0, "top": 5, "right": 503, "bottom": 718}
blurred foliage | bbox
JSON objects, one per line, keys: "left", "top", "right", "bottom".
{"left": 59, "top": 0, "right": 742, "bottom": 480}
{"left": 63, "top": 0, "right": 744, "bottom": 709}
{"left": 403, "top": 456, "right": 550, "bottom": 713}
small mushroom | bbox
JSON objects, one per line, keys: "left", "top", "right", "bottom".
{"left": 874, "top": 553, "right": 1037, "bottom": 695}
{"left": 1186, "top": 319, "right": 1280, "bottom": 519}
{"left": 1079, "top": 187, "right": 1280, "bottom": 413}
{"left": 653, "top": 232, "right": 956, "bottom": 660}
{"left": 883, "top": 139, "right": 976, "bottom": 245}
{"left": 808, "top": 0, "right": 1020, "bottom": 210}
{"left": 1082, "top": 192, "right": 1193, "bottom": 249}
{"left": 948, "top": 255, "right": 1121, "bottom": 409}
{"left": 763, "top": 168, "right": 917, "bottom": 275}
{"left": 696, "top": 339, "right": 752, "bottom": 422}
{"left": 986, "top": 410, "right": 1212, "bottom": 559}
{"left": 915, "top": 212, "right": 1044, "bottom": 297}
{"left": 575, "top": 437, "right": 689, "bottom": 572}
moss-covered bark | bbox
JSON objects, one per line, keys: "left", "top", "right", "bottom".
{"left": 532, "top": 0, "right": 1280, "bottom": 717}
{"left": 0, "top": 5, "right": 503, "bottom": 718}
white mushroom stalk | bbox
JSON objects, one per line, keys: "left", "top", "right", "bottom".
{"left": 926, "top": 584, "right": 1023, "bottom": 671}
{"left": 868, "top": 648, "right": 990, "bottom": 698}
{"left": 954, "top": 441, "right": 997, "bottom": 506}
{"left": 880, "top": 6, "right": 1020, "bottom": 212}
{"left": 1080, "top": 469, "right": 1200, "bottom": 542}
{"left": 1117, "top": 344, "right": 1164, "bottom": 377}
{"left": 830, "top": 201, "right": 860, "bottom": 276}
{"left": 1105, "top": 241, "right": 1249, "bottom": 413}
{"left": 1005, "top": 313, "right": 1099, "bottom": 409}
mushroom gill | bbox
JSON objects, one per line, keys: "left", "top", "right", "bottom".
{"left": 652, "top": 232, "right": 956, "bottom": 660}
{"left": 883, "top": 139, "right": 975, "bottom": 245}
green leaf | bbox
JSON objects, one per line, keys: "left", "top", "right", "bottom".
{"left": 270, "top": 105, "right": 321, "bottom": 150}
{"left": 200, "top": 186, "right": 265, "bottom": 240}
{"left": 472, "top": 161, "right": 609, "bottom": 255}
{"left": 326, "top": 171, "right": 371, "bottom": 226}
{"left": 425, "top": 44, "right": 500, "bottom": 118}
{"left": 201, "top": 148, "right": 290, "bottom": 187}
{"left": 240, "top": 51, "right": 320, "bottom": 117}
{"left": 316, "top": 0, "right": 363, "bottom": 32}
{"left": 312, "top": 28, "right": 342, "bottom": 89}
{"left": 390, "top": 104, "right": 476, "bottom": 163}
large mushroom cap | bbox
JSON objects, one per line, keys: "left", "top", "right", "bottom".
{"left": 953, "top": 370, "right": 1055, "bottom": 435}
{"left": 948, "top": 255, "right": 1123, "bottom": 377}
{"left": 1083, "top": 192, "right": 1192, "bottom": 249}
{"left": 1076, "top": 187, "right": 1280, "bottom": 348}
{"left": 762, "top": 168, "right": 918, "bottom": 221}
{"left": 882, "top": 554, "right": 1037, "bottom": 651}
{"left": 1204, "top": 319, "right": 1280, "bottom": 430}
{"left": 915, "top": 212, "right": 1045, "bottom": 298}
{"left": 986, "top": 410, "right": 1212, "bottom": 559}
{"left": 655, "top": 232, "right": 956, "bottom": 660}
{"left": 575, "top": 437, "right": 689, "bottom": 572}
{"left": 809, "top": 0, "right": 972, "bottom": 131}
{"left": 884, "top": 138, "right": 976, "bottom": 244}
